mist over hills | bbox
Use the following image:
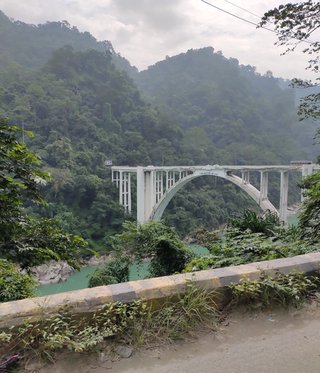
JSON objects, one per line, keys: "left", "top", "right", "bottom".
{"left": 0, "top": 10, "right": 318, "bottom": 241}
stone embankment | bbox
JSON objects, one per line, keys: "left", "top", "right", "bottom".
{"left": 27, "top": 255, "right": 110, "bottom": 285}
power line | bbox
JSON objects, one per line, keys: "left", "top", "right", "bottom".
{"left": 200, "top": 0, "right": 275, "bottom": 32}
{"left": 200, "top": 0, "right": 313, "bottom": 45}
{"left": 220, "top": 0, "right": 261, "bottom": 20}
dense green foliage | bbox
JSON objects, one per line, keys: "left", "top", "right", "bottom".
{"left": 228, "top": 210, "right": 280, "bottom": 236}
{"left": 113, "top": 221, "right": 194, "bottom": 277}
{"left": 0, "top": 259, "right": 36, "bottom": 301}
{"left": 261, "top": 1, "right": 320, "bottom": 123}
{"left": 88, "top": 256, "right": 130, "bottom": 287}
{"left": 261, "top": 1, "right": 320, "bottom": 244}
{"left": 299, "top": 171, "right": 320, "bottom": 242}
{"left": 0, "top": 119, "right": 87, "bottom": 270}
{"left": 184, "top": 221, "right": 319, "bottom": 273}
{"left": 0, "top": 44, "right": 184, "bottom": 245}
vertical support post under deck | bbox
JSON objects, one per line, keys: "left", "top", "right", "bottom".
{"left": 165, "top": 171, "right": 169, "bottom": 192}
{"left": 242, "top": 171, "right": 250, "bottom": 184}
{"left": 260, "top": 171, "right": 268, "bottom": 202}
{"left": 119, "top": 171, "right": 123, "bottom": 206}
{"left": 125, "top": 172, "right": 132, "bottom": 213}
{"left": 137, "top": 167, "right": 145, "bottom": 224}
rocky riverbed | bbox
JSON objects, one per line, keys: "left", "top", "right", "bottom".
{"left": 28, "top": 255, "right": 111, "bottom": 285}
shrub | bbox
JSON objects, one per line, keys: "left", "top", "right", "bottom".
{"left": 88, "top": 256, "right": 130, "bottom": 287}
{"left": 299, "top": 171, "right": 320, "bottom": 242}
{"left": 149, "top": 238, "right": 194, "bottom": 277}
{"left": 229, "top": 271, "right": 319, "bottom": 308}
{"left": 188, "top": 227, "right": 219, "bottom": 248}
{"left": 228, "top": 209, "right": 280, "bottom": 236}
{"left": 0, "top": 259, "right": 36, "bottom": 302}
{"left": 0, "top": 284, "right": 219, "bottom": 359}
{"left": 183, "top": 230, "right": 319, "bottom": 273}
{"left": 114, "top": 221, "right": 194, "bottom": 277}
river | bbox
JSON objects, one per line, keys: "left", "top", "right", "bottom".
{"left": 37, "top": 244, "right": 209, "bottom": 296}
{"left": 37, "top": 215, "right": 298, "bottom": 297}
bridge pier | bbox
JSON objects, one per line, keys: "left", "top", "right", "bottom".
{"left": 279, "top": 171, "right": 289, "bottom": 224}
{"left": 136, "top": 167, "right": 145, "bottom": 223}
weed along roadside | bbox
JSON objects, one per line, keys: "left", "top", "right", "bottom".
{"left": 1, "top": 253, "right": 320, "bottom": 370}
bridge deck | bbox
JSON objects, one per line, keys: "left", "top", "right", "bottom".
{"left": 111, "top": 164, "right": 317, "bottom": 173}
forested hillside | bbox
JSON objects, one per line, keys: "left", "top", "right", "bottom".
{"left": 0, "top": 11, "right": 317, "bottom": 245}
{"left": 0, "top": 10, "right": 136, "bottom": 75}
{"left": 136, "top": 47, "right": 317, "bottom": 164}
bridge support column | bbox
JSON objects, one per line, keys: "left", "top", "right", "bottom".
{"left": 279, "top": 171, "right": 289, "bottom": 224}
{"left": 137, "top": 167, "right": 145, "bottom": 223}
{"left": 260, "top": 171, "right": 268, "bottom": 202}
{"left": 119, "top": 171, "right": 123, "bottom": 206}
{"left": 137, "top": 168, "right": 156, "bottom": 223}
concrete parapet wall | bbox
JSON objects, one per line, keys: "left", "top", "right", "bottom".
{"left": 1, "top": 252, "right": 320, "bottom": 328}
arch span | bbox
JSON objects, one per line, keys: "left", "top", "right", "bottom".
{"left": 151, "top": 170, "right": 277, "bottom": 221}
{"left": 112, "top": 164, "right": 315, "bottom": 224}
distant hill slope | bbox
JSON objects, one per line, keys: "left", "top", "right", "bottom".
{"left": 135, "top": 47, "right": 318, "bottom": 164}
{"left": 0, "top": 10, "right": 137, "bottom": 76}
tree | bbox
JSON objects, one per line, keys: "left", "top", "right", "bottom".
{"left": 0, "top": 259, "right": 36, "bottom": 302}
{"left": 0, "top": 118, "right": 88, "bottom": 269}
{"left": 88, "top": 256, "right": 130, "bottom": 287}
{"left": 299, "top": 172, "right": 320, "bottom": 241}
{"left": 113, "top": 221, "right": 194, "bottom": 277}
{"left": 261, "top": 1, "right": 320, "bottom": 123}
{"left": 261, "top": 2, "right": 320, "bottom": 241}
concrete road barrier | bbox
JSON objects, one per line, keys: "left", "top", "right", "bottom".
{"left": 0, "top": 252, "right": 319, "bottom": 328}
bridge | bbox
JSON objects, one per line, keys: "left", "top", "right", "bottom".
{"left": 111, "top": 164, "right": 319, "bottom": 224}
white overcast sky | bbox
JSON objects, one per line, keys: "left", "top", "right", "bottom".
{"left": 0, "top": 0, "right": 317, "bottom": 79}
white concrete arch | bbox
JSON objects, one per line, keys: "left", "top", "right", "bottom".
{"left": 151, "top": 170, "right": 277, "bottom": 221}
{"left": 111, "top": 164, "right": 319, "bottom": 224}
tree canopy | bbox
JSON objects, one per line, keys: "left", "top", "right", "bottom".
{"left": 261, "top": 1, "right": 320, "bottom": 123}
{"left": 261, "top": 1, "right": 320, "bottom": 241}
{"left": 0, "top": 118, "right": 88, "bottom": 269}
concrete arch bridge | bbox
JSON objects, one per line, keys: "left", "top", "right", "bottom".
{"left": 111, "top": 164, "right": 318, "bottom": 224}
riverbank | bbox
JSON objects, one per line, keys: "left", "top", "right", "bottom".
{"left": 37, "top": 244, "right": 209, "bottom": 296}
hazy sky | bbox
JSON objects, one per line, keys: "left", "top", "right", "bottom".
{"left": 0, "top": 0, "right": 317, "bottom": 79}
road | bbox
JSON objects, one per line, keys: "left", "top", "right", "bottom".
{"left": 39, "top": 304, "right": 320, "bottom": 373}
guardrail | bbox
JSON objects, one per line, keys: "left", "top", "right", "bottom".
{"left": 1, "top": 252, "right": 320, "bottom": 328}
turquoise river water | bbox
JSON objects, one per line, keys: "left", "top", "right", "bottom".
{"left": 37, "top": 215, "right": 298, "bottom": 297}
{"left": 37, "top": 244, "right": 209, "bottom": 296}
